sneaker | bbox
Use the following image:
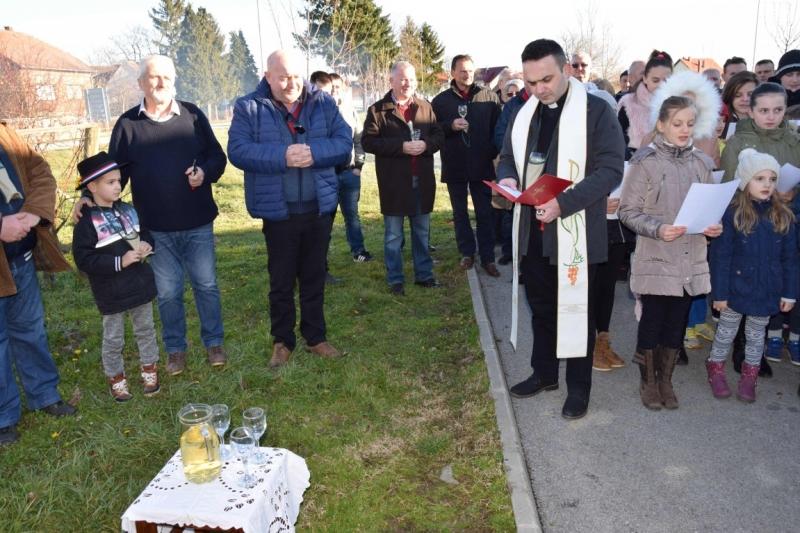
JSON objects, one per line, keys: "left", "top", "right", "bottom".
{"left": 764, "top": 337, "right": 784, "bottom": 362}
{"left": 694, "top": 323, "right": 716, "bottom": 342}
{"left": 683, "top": 327, "right": 702, "bottom": 350}
{"left": 353, "top": 250, "right": 373, "bottom": 263}
{"left": 788, "top": 340, "right": 800, "bottom": 366}
{"left": 140, "top": 364, "right": 160, "bottom": 396}
{"left": 207, "top": 345, "right": 227, "bottom": 367}
{"left": 40, "top": 400, "right": 77, "bottom": 417}
{"left": 167, "top": 351, "right": 187, "bottom": 375}
{"left": 108, "top": 374, "right": 133, "bottom": 402}
{"left": 0, "top": 425, "right": 18, "bottom": 446}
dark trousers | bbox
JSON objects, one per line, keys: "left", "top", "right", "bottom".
{"left": 493, "top": 207, "right": 513, "bottom": 258}
{"left": 262, "top": 213, "right": 333, "bottom": 350}
{"left": 446, "top": 181, "right": 495, "bottom": 264}
{"left": 521, "top": 226, "right": 596, "bottom": 396}
{"left": 593, "top": 242, "right": 630, "bottom": 333}
{"left": 637, "top": 293, "right": 692, "bottom": 350}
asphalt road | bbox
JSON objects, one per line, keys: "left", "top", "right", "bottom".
{"left": 478, "top": 262, "right": 800, "bottom": 533}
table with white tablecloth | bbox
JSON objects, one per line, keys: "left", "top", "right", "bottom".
{"left": 121, "top": 447, "right": 310, "bottom": 533}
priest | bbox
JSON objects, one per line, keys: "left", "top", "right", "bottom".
{"left": 496, "top": 39, "right": 625, "bottom": 419}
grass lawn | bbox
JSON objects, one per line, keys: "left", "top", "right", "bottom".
{"left": 0, "top": 129, "right": 515, "bottom": 531}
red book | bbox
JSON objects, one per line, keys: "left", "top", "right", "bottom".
{"left": 483, "top": 174, "right": 573, "bottom": 206}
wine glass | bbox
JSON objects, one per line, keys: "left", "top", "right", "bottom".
{"left": 411, "top": 129, "right": 422, "bottom": 141}
{"left": 457, "top": 104, "right": 468, "bottom": 119}
{"left": 211, "top": 404, "right": 231, "bottom": 461}
{"left": 242, "top": 407, "right": 267, "bottom": 465}
{"left": 457, "top": 104, "right": 470, "bottom": 147}
{"left": 229, "top": 427, "right": 256, "bottom": 489}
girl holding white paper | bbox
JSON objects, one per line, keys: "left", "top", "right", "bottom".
{"left": 619, "top": 96, "right": 722, "bottom": 411}
{"left": 707, "top": 149, "right": 798, "bottom": 402}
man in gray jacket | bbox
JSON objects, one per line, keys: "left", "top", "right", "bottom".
{"left": 496, "top": 39, "right": 625, "bottom": 420}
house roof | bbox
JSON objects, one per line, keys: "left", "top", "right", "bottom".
{"left": 0, "top": 27, "right": 93, "bottom": 73}
{"left": 674, "top": 57, "right": 723, "bottom": 73}
{"left": 475, "top": 66, "right": 509, "bottom": 85}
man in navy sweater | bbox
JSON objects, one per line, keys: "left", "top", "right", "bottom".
{"left": 75, "top": 55, "right": 228, "bottom": 375}
{"left": 228, "top": 50, "right": 352, "bottom": 368}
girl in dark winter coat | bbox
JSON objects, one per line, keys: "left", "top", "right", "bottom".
{"left": 707, "top": 149, "right": 798, "bottom": 402}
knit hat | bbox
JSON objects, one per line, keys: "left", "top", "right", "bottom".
{"left": 775, "top": 49, "right": 800, "bottom": 80}
{"left": 76, "top": 151, "right": 127, "bottom": 190}
{"left": 734, "top": 148, "right": 781, "bottom": 191}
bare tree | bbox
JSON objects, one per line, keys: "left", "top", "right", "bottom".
{"left": 560, "top": 2, "right": 623, "bottom": 82}
{"left": 89, "top": 25, "right": 158, "bottom": 65}
{"left": 769, "top": 1, "right": 800, "bottom": 54}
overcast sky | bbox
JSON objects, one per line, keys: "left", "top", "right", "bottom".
{"left": 3, "top": 0, "right": 796, "bottom": 74}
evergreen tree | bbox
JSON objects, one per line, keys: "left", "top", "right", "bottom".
{"left": 398, "top": 16, "right": 421, "bottom": 70}
{"left": 418, "top": 23, "right": 445, "bottom": 95}
{"left": 149, "top": 0, "right": 186, "bottom": 59}
{"left": 226, "top": 30, "right": 260, "bottom": 99}
{"left": 174, "top": 6, "right": 228, "bottom": 110}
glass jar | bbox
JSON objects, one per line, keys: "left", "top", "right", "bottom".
{"left": 178, "top": 403, "right": 221, "bottom": 483}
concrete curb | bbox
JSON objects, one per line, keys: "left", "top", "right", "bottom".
{"left": 466, "top": 268, "right": 542, "bottom": 533}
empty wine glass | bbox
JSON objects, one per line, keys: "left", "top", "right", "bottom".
{"left": 457, "top": 104, "right": 468, "bottom": 118}
{"left": 229, "top": 427, "right": 257, "bottom": 489}
{"left": 211, "top": 404, "right": 231, "bottom": 461}
{"left": 411, "top": 129, "right": 422, "bottom": 141}
{"left": 243, "top": 407, "right": 267, "bottom": 465}
{"left": 457, "top": 104, "right": 470, "bottom": 146}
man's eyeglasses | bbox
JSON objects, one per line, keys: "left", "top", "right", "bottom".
{"left": 572, "top": 63, "right": 588, "bottom": 69}
{"left": 506, "top": 91, "right": 518, "bottom": 97}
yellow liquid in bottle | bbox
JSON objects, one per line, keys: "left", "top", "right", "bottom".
{"left": 180, "top": 425, "right": 221, "bottom": 483}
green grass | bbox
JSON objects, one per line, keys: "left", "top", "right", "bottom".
{"left": 0, "top": 130, "right": 515, "bottom": 532}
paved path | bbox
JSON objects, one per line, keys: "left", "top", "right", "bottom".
{"left": 477, "top": 262, "right": 800, "bottom": 533}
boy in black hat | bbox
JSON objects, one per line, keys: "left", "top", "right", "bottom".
{"left": 72, "top": 152, "right": 159, "bottom": 401}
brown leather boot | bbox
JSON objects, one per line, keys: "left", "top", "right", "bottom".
{"left": 598, "top": 332, "right": 625, "bottom": 368}
{"left": 633, "top": 349, "right": 661, "bottom": 410}
{"left": 269, "top": 342, "right": 292, "bottom": 368}
{"left": 592, "top": 336, "right": 612, "bottom": 371}
{"left": 657, "top": 346, "right": 679, "bottom": 409}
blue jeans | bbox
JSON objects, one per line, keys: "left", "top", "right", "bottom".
{"left": 150, "top": 223, "right": 224, "bottom": 353}
{"left": 338, "top": 169, "right": 366, "bottom": 254}
{"left": 0, "top": 258, "right": 62, "bottom": 428}
{"left": 383, "top": 213, "right": 433, "bottom": 285}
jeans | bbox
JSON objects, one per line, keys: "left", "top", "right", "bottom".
{"left": 686, "top": 294, "right": 708, "bottom": 328}
{"left": 150, "top": 222, "right": 224, "bottom": 353}
{"left": 446, "top": 181, "right": 495, "bottom": 265}
{"left": 0, "top": 258, "right": 62, "bottom": 428}
{"left": 383, "top": 213, "right": 433, "bottom": 286}
{"left": 337, "top": 169, "right": 366, "bottom": 254}
{"left": 262, "top": 213, "right": 332, "bottom": 350}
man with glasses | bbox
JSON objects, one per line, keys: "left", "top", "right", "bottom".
{"left": 571, "top": 51, "right": 592, "bottom": 83}
{"left": 432, "top": 54, "right": 502, "bottom": 276}
{"left": 228, "top": 50, "right": 352, "bottom": 368}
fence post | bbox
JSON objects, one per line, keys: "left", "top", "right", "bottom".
{"left": 83, "top": 125, "right": 98, "bottom": 159}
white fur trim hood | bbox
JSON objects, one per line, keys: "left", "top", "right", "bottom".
{"left": 648, "top": 71, "right": 722, "bottom": 140}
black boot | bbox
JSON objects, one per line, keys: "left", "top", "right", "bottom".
{"left": 759, "top": 355, "right": 773, "bottom": 378}
{"left": 676, "top": 346, "right": 688, "bottom": 366}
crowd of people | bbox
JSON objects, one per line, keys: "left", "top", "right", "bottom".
{"left": 1, "top": 40, "right": 800, "bottom": 446}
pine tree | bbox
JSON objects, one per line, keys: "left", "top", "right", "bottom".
{"left": 149, "top": 0, "right": 185, "bottom": 59}
{"left": 418, "top": 23, "right": 445, "bottom": 95}
{"left": 174, "top": 6, "right": 228, "bottom": 111}
{"left": 398, "top": 16, "right": 421, "bottom": 71}
{"left": 226, "top": 30, "right": 260, "bottom": 99}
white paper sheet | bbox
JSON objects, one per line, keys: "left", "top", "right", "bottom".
{"left": 673, "top": 180, "right": 740, "bottom": 234}
{"left": 725, "top": 122, "right": 737, "bottom": 140}
{"left": 711, "top": 170, "right": 724, "bottom": 184}
{"left": 499, "top": 183, "right": 522, "bottom": 198}
{"left": 777, "top": 163, "right": 800, "bottom": 193}
{"left": 606, "top": 161, "right": 629, "bottom": 220}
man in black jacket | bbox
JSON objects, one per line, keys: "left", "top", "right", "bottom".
{"left": 432, "top": 55, "right": 502, "bottom": 276}
{"left": 497, "top": 39, "right": 625, "bottom": 420}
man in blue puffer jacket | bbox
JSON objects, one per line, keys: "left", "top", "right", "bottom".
{"left": 228, "top": 50, "right": 352, "bottom": 368}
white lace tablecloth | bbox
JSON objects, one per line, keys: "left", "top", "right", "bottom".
{"left": 121, "top": 447, "right": 310, "bottom": 533}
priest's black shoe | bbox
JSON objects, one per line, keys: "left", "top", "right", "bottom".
{"left": 561, "top": 395, "right": 589, "bottom": 420}
{"left": 509, "top": 375, "right": 558, "bottom": 398}
{"left": 40, "top": 400, "right": 77, "bottom": 417}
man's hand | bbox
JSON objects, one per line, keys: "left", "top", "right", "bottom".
{"left": 658, "top": 224, "right": 687, "bottom": 242}
{"left": 0, "top": 213, "right": 33, "bottom": 243}
{"left": 16, "top": 212, "right": 41, "bottom": 228}
{"left": 121, "top": 249, "right": 142, "bottom": 268}
{"left": 186, "top": 165, "right": 205, "bottom": 189}
{"left": 138, "top": 241, "right": 153, "bottom": 258}
{"left": 71, "top": 196, "right": 95, "bottom": 223}
{"left": 498, "top": 178, "right": 518, "bottom": 191}
{"left": 452, "top": 118, "right": 469, "bottom": 132}
{"left": 402, "top": 141, "right": 426, "bottom": 156}
{"left": 286, "top": 144, "right": 313, "bottom": 168}
{"left": 713, "top": 300, "right": 728, "bottom": 312}
{"left": 534, "top": 197, "right": 562, "bottom": 224}
{"left": 606, "top": 197, "right": 620, "bottom": 215}
{"left": 702, "top": 223, "right": 723, "bottom": 238}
